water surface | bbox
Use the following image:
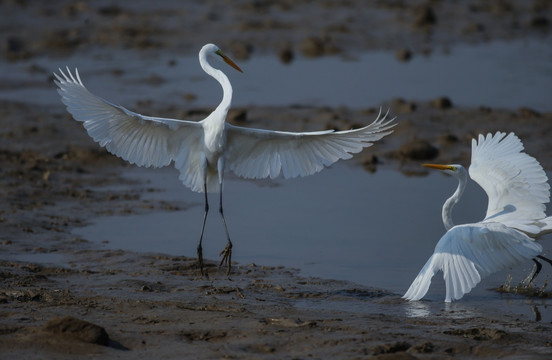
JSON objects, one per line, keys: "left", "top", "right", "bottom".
{"left": 1, "top": 38, "right": 550, "bottom": 111}
{"left": 73, "top": 164, "right": 552, "bottom": 321}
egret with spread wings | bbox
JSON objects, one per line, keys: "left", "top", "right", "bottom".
{"left": 403, "top": 132, "right": 552, "bottom": 302}
{"left": 54, "top": 43, "right": 396, "bottom": 275}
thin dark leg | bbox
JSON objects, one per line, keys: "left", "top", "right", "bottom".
{"left": 537, "top": 255, "right": 552, "bottom": 266}
{"left": 197, "top": 180, "right": 209, "bottom": 276}
{"left": 530, "top": 255, "right": 552, "bottom": 285}
{"left": 529, "top": 259, "right": 542, "bottom": 285}
{"left": 218, "top": 182, "right": 233, "bottom": 275}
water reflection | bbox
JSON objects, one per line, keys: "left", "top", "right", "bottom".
{"left": 442, "top": 302, "right": 484, "bottom": 319}
{"left": 531, "top": 305, "right": 542, "bottom": 322}
{"left": 404, "top": 301, "right": 431, "bottom": 318}
{"left": 527, "top": 301, "right": 552, "bottom": 323}
{"left": 73, "top": 164, "right": 485, "bottom": 292}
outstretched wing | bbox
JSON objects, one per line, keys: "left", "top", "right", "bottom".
{"left": 403, "top": 222, "right": 542, "bottom": 302}
{"left": 469, "top": 132, "right": 551, "bottom": 234}
{"left": 54, "top": 68, "right": 206, "bottom": 192}
{"left": 224, "top": 110, "right": 395, "bottom": 179}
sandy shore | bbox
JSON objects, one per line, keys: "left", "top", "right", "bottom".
{"left": 1, "top": 1, "right": 552, "bottom": 359}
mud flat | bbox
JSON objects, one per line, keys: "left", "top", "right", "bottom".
{"left": 1, "top": 1, "right": 552, "bottom": 358}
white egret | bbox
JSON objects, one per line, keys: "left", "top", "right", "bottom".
{"left": 403, "top": 132, "right": 552, "bottom": 302}
{"left": 54, "top": 43, "right": 396, "bottom": 275}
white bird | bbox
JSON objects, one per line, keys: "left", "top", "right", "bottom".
{"left": 54, "top": 43, "right": 396, "bottom": 275}
{"left": 403, "top": 132, "right": 552, "bottom": 302}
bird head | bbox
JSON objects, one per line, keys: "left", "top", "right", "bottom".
{"left": 423, "top": 163, "right": 465, "bottom": 177}
{"left": 203, "top": 44, "right": 243, "bottom": 73}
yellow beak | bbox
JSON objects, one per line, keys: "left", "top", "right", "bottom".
{"left": 422, "top": 164, "right": 455, "bottom": 171}
{"left": 216, "top": 50, "right": 243, "bottom": 73}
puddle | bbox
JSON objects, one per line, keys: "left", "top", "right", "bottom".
{"left": 1, "top": 38, "right": 551, "bottom": 111}
{"left": 73, "top": 164, "right": 552, "bottom": 322}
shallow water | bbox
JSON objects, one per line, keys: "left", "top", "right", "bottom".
{"left": 1, "top": 38, "right": 551, "bottom": 111}
{"left": 73, "top": 164, "right": 552, "bottom": 322}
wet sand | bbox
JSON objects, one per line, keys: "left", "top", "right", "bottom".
{"left": 1, "top": 1, "right": 552, "bottom": 359}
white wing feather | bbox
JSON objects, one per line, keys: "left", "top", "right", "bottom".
{"left": 54, "top": 68, "right": 207, "bottom": 192}
{"left": 56, "top": 68, "right": 395, "bottom": 192}
{"left": 469, "top": 132, "right": 551, "bottom": 234}
{"left": 403, "top": 222, "right": 543, "bottom": 302}
{"left": 225, "top": 110, "right": 395, "bottom": 180}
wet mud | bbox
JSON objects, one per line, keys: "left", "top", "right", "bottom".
{"left": 1, "top": 1, "right": 552, "bottom": 359}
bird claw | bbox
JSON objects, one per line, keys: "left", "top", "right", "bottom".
{"left": 219, "top": 242, "right": 233, "bottom": 275}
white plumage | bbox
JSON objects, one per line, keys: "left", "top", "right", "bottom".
{"left": 403, "top": 132, "right": 552, "bottom": 302}
{"left": 54, "top": 43, "right": 395, "bottom": 274}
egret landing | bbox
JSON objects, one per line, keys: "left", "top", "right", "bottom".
{"left": 54, "top": 43, "right": 396, "bottom": 275}
{"left": 403, "top": 132, "right": 552, "bottom": 302}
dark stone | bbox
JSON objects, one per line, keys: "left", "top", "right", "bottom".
{"left": 398, "top": 139, "right": 438, "bottom": 160}
{"left": 43, "top": 316, "right": 110, "bottom": 346}
{"left": 432, "top": 97, "right": 453, "bottom": 109}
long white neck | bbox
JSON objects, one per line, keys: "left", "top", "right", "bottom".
{"left": 199, "top": 50, "right": 233, "bottom": 115}
{"left": 442, "top": 169, "right": 468, "bottom": 231}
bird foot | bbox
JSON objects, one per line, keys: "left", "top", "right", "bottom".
{"left": 219, "top": 242, "right": 233, "bottom": 275}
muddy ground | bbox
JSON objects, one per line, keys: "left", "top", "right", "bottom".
{"left": 1, "top": 1, "right": 552, "bottom": 359}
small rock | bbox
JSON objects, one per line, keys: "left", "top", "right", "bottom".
{"left": 410, "top": 342, "right": 435, "bottom": 353}
{"left": 279, "top": 47, "right": 294, "bottom": 64}
{"left": 182, "top": 93, "right": 197, "bottom": 102}
{"left": 372, "top": 341, "right": 411, "bottom": 354}
{"left": 300, "top": 37, "right": 325, "bottom": 57}
{"left": 395, "top": 48, "right": 412, "bottom": 62}
{"left": 413, "top": 6, "right": 437, "bottom": 27}
{"left": 439, "top": 133, "right": 459, "bottom": 145}
{"left": 363, "top": 155, "right": 379, "bottom": 173}
{"left": 228, "top": 109, "right": 247, "bottom": 123}
{"left": 43, "top": 316, "right": 109, "bottom": 346}
{"left": 392, "top": 98, "right": 417, "bottom": 113}
{"left": 98, "top": 5, "right": 123, "bottom": 17}
{"left": 4, "top": 36, "right": 29, "bottom": 61}
{"left": 518, "top": 107, "right": 541, "bottom": 118}
{"left": 530, "top": 16, "right": 549, "bottom": 29}
{"left": 229, "top": 42, "right": 253, "bottom": 61}
{"left": 5, "top": 36, "right": 26, "bottom": 53}
{"left": 398, "top": 139, "right": 438, "bottom": 160}
{"left": 431, "top": 97, "right": 453, "bottom": 109}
